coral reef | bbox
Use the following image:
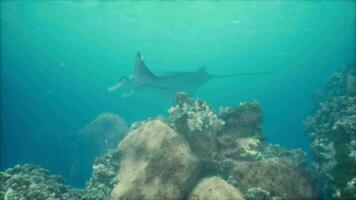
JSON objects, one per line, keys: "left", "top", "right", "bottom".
{"left": 219, "top": 101, "right": 264, "bottom": 139}
{"left": 0, "top": 164, "right": 82, "bottom": 200}
{"left": 209, "top": 101, "right": 274, "bottom": 176}
{"left": 166, "top": 92, "right": 318, "bottom": 199}
{"left": 111, "top": 120, "right": 201, "bottom": 200}
{"left": 212, "top": 101, "right": 270, "bottom": 169}
{"left": 261, "top": 144, "right": 308, "bottom": 168}
{"left": 82, "top": 149, "right": 121, "bottom": 200}
{"left": 213, "top": 134, "right": 265, "bottom": 173}
{"left": 168, "top": 92, "right": 225, "bottom": 135}
{"left": 245, "top": 187, "right": 279, "bottom": 200}
{"left": 167, "top": 92, "right": 266, "bottom": 170}
{"left": 167, "top": 92, "right": 224, "bottom": 168}
{"left": 313, "top": 63, "right": 356, "bottom": 103}
{"left": 1, "top": 91, "right": 323, "bottom": 200}
{"left": 187, "top": 176, "right": 245, "bottom": 200}
{"left": 305, "top": 64, "right": 356, "bottom": 199}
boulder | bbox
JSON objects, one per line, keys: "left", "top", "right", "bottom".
{"left": 111, "top": 119, "right": 201, "bottom": 200}
{"left": 78, "top": 112, "right": 128, "bottom": 153}
{"left": 230, "top": 158, "right": 318, "bottom": 200}
{"left": 70, "top": 112, "right": 128, "bottom": 184}
{"left": 188, "top": 176, "right": 245, "bottom": 200}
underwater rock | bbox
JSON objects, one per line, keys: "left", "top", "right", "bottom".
{"left": 261, "top": 144, "right": 308, "bottom": 168}
{"left": 219, "top": 101, "right": 264, "bottom": 139}
{"left": 187, "top": 176, "right": 245, "bottom": 200}
{"left": 245, "top": 187, "right": 276, "bottom": 200}
{"left": 305, "top": 65, "right": 356, "bottom": 199}
{"left": 166, "top": 92, "right": 308, "bottom": 178}
{"left": 70, "top": 112, "right": 128, "bottom": 185}
{"left": 167, "top": 93, "right": 265, "bottom": 168}
{"left": 217, "top": 135, "right": 264, "bottom": 162}
{"left": 0, "top": 164, "right": 82, "bottom": 200}
{"left": 78, "top": 112, "right": 128, "bottom": 153}
{"left": 230, "top": 158, "right": 318, "bottom": 200}
{"left": 168, "top": 92, "right": 223, "bottom": 167}
{"left": 168, "top": 92, "right": 225, "bottom": 135}
{"left": 165, "top": 92, "right": 317, "bottom": 200}
{"left": 313, "top": 63, "right": 356, "bottom": 103}
{"left": 82, "top": 149, "right": 121, "bottom": 200}
{"left": 212, "top": 102, "right": 267, "bottom": 168}
{"left": 210, "top": 102, "right": 277, "bottom": 180}
{"left": 111, "top": 119, "right": 201, "bottom": 200}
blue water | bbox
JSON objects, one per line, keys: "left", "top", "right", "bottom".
{"left": 1, "top": 1, "right": 355, "bottom": 187}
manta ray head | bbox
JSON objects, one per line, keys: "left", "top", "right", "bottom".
{"left": 107, "top": 75, "right": 135, "bottom": 96}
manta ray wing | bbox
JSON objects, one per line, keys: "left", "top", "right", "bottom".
{"left": 134, "top": 52, "right": 157, "bottom": 86}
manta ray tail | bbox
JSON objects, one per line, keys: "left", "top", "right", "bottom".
{"left": 211, "top": 71, "right": 277, "bottom": 78}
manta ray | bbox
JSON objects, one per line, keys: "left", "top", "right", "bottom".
{"left": 108, "top": 52, "right": 274, "bottom": 97}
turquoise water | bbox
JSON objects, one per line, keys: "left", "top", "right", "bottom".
{"left": 1, "top": 1, "right": 355, "bottom": 187}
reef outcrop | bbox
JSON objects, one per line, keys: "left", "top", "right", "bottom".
{"left": 165, "top": 92, "right": 318, "bottom": 199}
{"left": 305, "top": 64, "right": 356, "bottom": 199}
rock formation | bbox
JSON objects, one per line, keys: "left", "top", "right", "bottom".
{"left": 305, "top": 64, "right": 356, "bottom": 199}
